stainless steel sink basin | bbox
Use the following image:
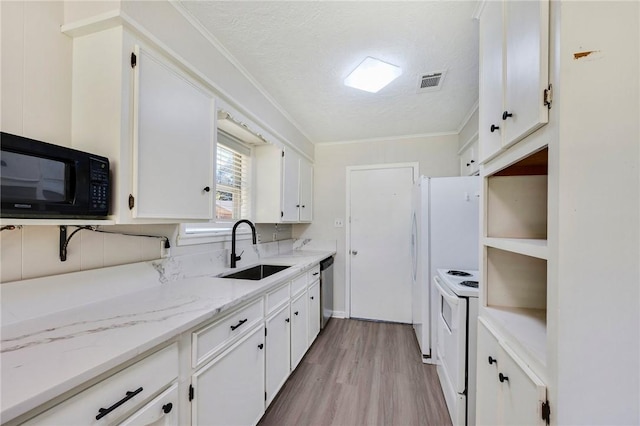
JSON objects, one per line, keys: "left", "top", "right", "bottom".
{"left": 221, "top": 264, "right": 291, "bottom": 281}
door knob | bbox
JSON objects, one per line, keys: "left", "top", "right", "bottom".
{"left": 351, "top": 250, "right": 358, "bottom": 256}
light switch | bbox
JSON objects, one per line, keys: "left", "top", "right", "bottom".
{"left": 334, "top": 218, "right": 344, "bottom": 227}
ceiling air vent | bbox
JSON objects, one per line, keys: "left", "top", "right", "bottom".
{"left": 417, "top": 70, "right": 447, "bottom": 93}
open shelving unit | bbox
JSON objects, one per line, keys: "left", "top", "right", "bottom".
{"left": 482, "top": 147, "right": 548, "bottom": 365}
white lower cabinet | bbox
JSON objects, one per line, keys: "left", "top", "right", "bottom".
{"left": 191, "top": 324, "right": 266, "bottom": 426}
{"left": 118, "top": 383, "right": 179, "bottom": 426}
{"left": 23, "top": 343, "right": 179, "bottom": 426}
{"left": 18, "top": 264, "right": 325, "bottom": 426}
{"left": 476, "top": 319, "right": 547, "bottom": 426}
{"left": 290, "top": 290, "right": 309, "bottom": 370}
{"left": 265, "top": 303, "right": 291, "bottom": 405}
{"left": 308, "top": 281, "right": 321, "bottom": 345}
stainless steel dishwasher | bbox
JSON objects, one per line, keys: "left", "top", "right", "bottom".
{"left": 320, "top": 256, "right": 334, "bottom": 329}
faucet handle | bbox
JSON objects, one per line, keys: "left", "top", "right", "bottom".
{"left": 234, "top": 250, "right": 244, "bottom": 261}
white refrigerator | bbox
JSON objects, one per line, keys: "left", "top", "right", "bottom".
{"left": 411, "top": 176, "right": 480, "bottom": 363}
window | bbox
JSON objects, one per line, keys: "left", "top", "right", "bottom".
{"left": 216, "top": 135, "right": 251, "bottom": 220}
{"left": 178, "top": 130, "right": 252, "bottom": 245}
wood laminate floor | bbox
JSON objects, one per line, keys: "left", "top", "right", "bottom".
{"left": 258, "top": 318, "right": 452, "bottom": 426}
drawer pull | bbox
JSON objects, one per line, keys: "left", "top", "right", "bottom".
{"left": 96, "top": 387, "right": 143, "bottom": 420}
{"left": 162, "top": 403, "right": 173, "bottom": 414}
{"left": 490, "top": 124, "right": 500, "bottom": 133}
{"left": 230, "top": 319, "right": 248, "bottom": 331}
{"left": 499, "top": 373, "right": 509, "bottom": 383}
{"left": 312, "top": 272, "right": 319, "bottom": 276}
{"left": 488, "top": 356, "right": 497, "bottom": 365}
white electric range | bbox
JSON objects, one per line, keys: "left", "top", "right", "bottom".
{"left": 434, "top": 268, "right": 479, "bottom": 426}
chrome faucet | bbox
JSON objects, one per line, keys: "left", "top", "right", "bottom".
{"left": 230, "top": 219, "right": 257, "bottom": 268}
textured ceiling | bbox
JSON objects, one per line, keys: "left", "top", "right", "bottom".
{"left": 177, "top": 1, "right": 479, "bottom": 144}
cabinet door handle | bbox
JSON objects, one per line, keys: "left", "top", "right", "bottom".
{"left": 203, "top": 186, "right": 211, "bottom": 192}
{"left": 488, "top": 356, "right": 497, "bottom": 365}
{"left": 470, "top": 160, "right": 475, "bottom": 164}
{"left": 285, "top": 317, "right": 290, "bottom": 323}
{"left": 230, "top": 318, "right": 248, "bottom": 331}
{"left": 294, "top": 311, "right": 299, "bottom": 316}
{"left": 96, "top": 387, "right": 143, "bottom": 420}
{"left": 312, "top": 272, "right": 319, "bottom": 276}
{"left": 499, "top": 373, "right": 509, "bottom": 383}
{"left": 310, "top": 296, "right": 314, "bottom": 300}
{"left": 502, "top": 111, "right": 513, "bottom": 120}
{"left": 301, "top": 205, "right": 306, "bottom": 208}
{"left": 296, "top": 204, "right": 300, "bottom": 208}
{"left": 466, "top": 163, "right": 471, "bottom": 167}
{"left": 490, "top": 124, "right": 500, "bottom": 132}
{"left": 162, "top": 403, "right": 173, "bottom": 414}
{"left": 258, "top": 343, "right": 264, "bottom": 350}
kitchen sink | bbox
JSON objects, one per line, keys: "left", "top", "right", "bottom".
{"left": 221, "top": 264, "right": 291, "bottom": 281}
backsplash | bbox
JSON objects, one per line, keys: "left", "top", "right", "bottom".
{"left": 0, "top": 223, "right": 292, "bottom": 284}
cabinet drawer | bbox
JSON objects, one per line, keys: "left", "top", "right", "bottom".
{"left": 291, "top": 273, "right": 308, "bottom": 297}
{"left": 307, "top": 264, "right": 320, "bottom": 284}
{"left": 192, "top": 298, "right": 264, "bottom": 367}
{"left": 117, "top": 382, "right": 178, "bottom": 426}
{"left": 24, "top": 343, "right": 178, "bottom": 425}
{"left": 266, "top": 282, "right": 290, "bottom": 315}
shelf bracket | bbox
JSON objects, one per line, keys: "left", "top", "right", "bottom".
{"left": 59, "top": 225, "right": 68, "bottom": 262}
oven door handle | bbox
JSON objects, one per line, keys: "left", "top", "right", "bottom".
{"left": 434, "top": 276, "right": 460, "bottom": 306}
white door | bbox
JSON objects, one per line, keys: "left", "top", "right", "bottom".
{"left": 349, "top": 165, "right": 415, "bottom": 323}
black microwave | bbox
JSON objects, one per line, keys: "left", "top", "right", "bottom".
{"left": 1, "top": 132, "right": 110, "bottom": 218}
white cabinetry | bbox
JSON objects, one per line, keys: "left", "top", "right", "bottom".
{"left": 290, "top": 276, "right": 309, "bottom": 370}
{"left": 254, "top": 145, "right": 313, "bottom": 223}
{"left": 478, "top": 2, "right": 640, "bottom": 424}
{"left": 459, "top": 138, "right": 479, "bottom": 176}
{"left": 265, "top": 283, "right": 291, "bottom": 405}
{"left": 476, "top": 319, "right": 547, "bottom": 426}
{"left": 308, "top": 279, "right": 321, "bottom": 345}
{"left": 118, "top": 384, "right": 179, "bottom": 426}
{"left": 478, "top": 0, "right": 549, "bottom": 163}
{"left": 66, "top": 25, "right": 215, "bottom": 223}
{"left": 191, "top": 324, "right": 265, "bottom": 426}
{"left": 23, "top": 344, "right": 179, "bottom": 425}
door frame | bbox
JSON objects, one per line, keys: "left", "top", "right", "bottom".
{"left": 345, "top": 162, "right": 419, "bottom": 319}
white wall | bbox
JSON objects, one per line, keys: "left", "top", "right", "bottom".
{"left": 294, "top": 135, "right": 460, "bottom": 315}
{"left": 1, "top": 1, "right": 71, "bottom": 145}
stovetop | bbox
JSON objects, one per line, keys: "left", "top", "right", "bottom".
{"left": 437, "top": 268, "right": 480, "bottom": 297}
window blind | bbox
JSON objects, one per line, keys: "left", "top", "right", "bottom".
{"left": 216, "top": 130, "right": 251, "bottom": 220}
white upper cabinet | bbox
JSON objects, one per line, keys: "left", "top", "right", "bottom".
{"left": 298, "top": 157, "right": 313, "bottom": 222}
{"left": 254, "top": 145, "right": 313, "bottom": 223}
{"left": 281, "top": 148, "right": 301, "bottom": 222}
{"left": 479, "top": 0, "right": 550, "bottom": 163}
{"left": 132, "top": 46, "right": 215, "bottom": 220}
{"left": 68, "top": 26, "right": 215, "bottom": 223}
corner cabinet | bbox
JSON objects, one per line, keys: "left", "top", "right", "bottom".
{"left": 65, "top": 24, "right": 215, "bottom": 223}
{"left": 254, "top": 145, "right": 313, "bottom": 223}
{"left": 478, "top": 0, "right": 550, "bottom": 164}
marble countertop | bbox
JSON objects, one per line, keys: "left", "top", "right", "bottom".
{"left": 0, "top": 249, "right": 334, "bottom": 423}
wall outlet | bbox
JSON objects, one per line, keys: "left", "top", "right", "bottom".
{"left": 334, "top": 218, "right": 344, "bottom": 228}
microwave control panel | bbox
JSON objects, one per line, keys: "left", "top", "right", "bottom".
{"left": 89, "top": 157, "right": 109, "bottom": 213}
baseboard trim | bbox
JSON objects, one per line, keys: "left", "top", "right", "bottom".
{"left": 331, "top": 310, "right": 348, "bottom": 319}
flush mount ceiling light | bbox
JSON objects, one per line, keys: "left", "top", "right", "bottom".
{"left": 344, "top": 57, "right": 402, "bottom": 93}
